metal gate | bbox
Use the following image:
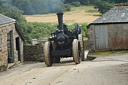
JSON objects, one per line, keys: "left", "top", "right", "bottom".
{"left": 94, "top": 25, "right": 109, "bottom": 50}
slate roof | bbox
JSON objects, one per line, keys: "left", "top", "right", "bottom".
{"left": 87, "top": 6, "right": 128, "bottom": 28}
{"left": 0, "top": 14, "right": 15, "bottom": 25}
{"left": 0, "top": 14, "right": 24, "bottom": 41}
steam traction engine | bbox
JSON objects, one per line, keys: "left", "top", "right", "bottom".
{"left": 44, "top": 12, "right": 85, "bottom": 66}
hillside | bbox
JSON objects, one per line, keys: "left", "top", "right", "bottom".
{"left": 25, "top": 6, "right": 101, "bottom": 25}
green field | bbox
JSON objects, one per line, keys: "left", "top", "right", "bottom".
{"left": 25, "top": 6, "right": 101, "bottom": 25}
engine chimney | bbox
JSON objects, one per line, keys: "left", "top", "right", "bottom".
{"left": 57, "top": 12, "right": 63, "bottom": 31}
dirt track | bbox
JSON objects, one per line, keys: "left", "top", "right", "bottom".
{"left": 0, "top": 54, "right": 128, "bottom": 85}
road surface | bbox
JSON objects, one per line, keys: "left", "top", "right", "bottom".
{"left": 0, "top": 54, "right": 128, "bottom": 85}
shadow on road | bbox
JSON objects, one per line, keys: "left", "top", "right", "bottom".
{"left": 52, "top": 58, "right": 75, "bottom": 67}
{"left": 86, "top": 56, "right": 96, "bottom": 61}
{"left": 52, "top": 56, "right": 96, "bottom": 67}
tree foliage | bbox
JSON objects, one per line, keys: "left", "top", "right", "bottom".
{"left": 94, "top": 0, "right": 114, "bottom": 14}
{"left": 28, "top": 22, "right": 88, "bottom": 41}
{"left": 72, "top": 1, "right": 81, "bottom": 7}
{"left": 65, "top": 0, "right": 128, "bottom": 5}
{"left": 64, "top": 0, "right": 128, "bottom": 14}
{"left": 63, "top": 4, "right": 71, "bottom": 11}
{"left": 4, "top": 7, "right": 32, "bottom": 44}
{"left": 28, "top": 22, "right": 57, "bottom": 39}
{"left": 67, "top": 23, "right": 88, "bottom": 37}
{"left": 1, "top": 0, "right": 128, "bottom": 15}
{"left": 10, "top": 0, "right": 63, "bottom": 15}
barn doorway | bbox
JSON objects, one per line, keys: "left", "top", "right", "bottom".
{"left": 16, "top": 37, "right": 21, "bottom": 61}
{"left": 7, "top": 31, "right": 14, "bottom": 63}
{"left": 94, "top": 25, "right": 109, "bottom": 50}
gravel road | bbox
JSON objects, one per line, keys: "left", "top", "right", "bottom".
{"left": 0, "top": 54, "right": 128, "bottom": 85}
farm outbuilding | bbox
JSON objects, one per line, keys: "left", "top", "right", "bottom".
{"left": 87, "top": 5, "right": 128, "bottom": 51}
{"left": 0, "top": 14, "right": 24, "bottom": 71}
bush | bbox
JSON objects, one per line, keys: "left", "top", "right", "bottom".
{"left": 27, "top": 22, "right": 88, "bottom": 44}
{"left": 4, "top": 6, "right": 32, "bottom": 44}
{"left": 63, "top": 4, "right": 71, "bottom": 11}
{"left": 94, "top": 1, "right": 114, "bottom": 14}
{"left": 67, "top": 23, "right": 88, "bottom": 37}
{"left": 28, "top": 22, "right": 57, "bottom": 40}
{"left": 72, "top": 1, "right": 81, "bottom": 7}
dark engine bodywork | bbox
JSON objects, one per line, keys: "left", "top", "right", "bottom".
{"left": 48, "top": 12, "right": 79, "bottom": 58}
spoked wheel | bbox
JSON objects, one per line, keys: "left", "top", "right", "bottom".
{"left": 44, "top": 42, "right": 53, "bottom": 66}
{"left": 78, "top": 34, "right": 85, "bottom": 61}
{"left": 72, "top": 39, "right": 80, "bottom": 64}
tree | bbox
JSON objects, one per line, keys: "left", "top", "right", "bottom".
{"left": 11, "top": 0, "right": 35, "bottom": 15}
{"left": 28, "top": 22, "right": 57, "bottom": 40}
{"left": 63, "top": 4, "right": 71, "bottom": 11}
{"left": 64, "top": 0, "right": 95, "bottom": 5}
{"left": 0, "top": 1, "right": 2, "bottom": 12}
{"left": 5, "top": 6, "right": 32, "bottom": 44}
{"left": 72, "top": 1, "right": 81, "bottom": 7}
{"left": 10, "top": 0, "right": 63, "bottom": 15}
{"left": 94, "top": 1, "right": 114, "bottom": 14}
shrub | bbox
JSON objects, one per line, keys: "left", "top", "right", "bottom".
{"left": 67, "top": 23, "right": 88, "bottom": 37}
{"left": 72, "top": 1, "right": 81, "bottom": 7}
{"left": 28, "top": 22, "right": 57, "bottom": 40}
{"left": 63, "top": 4, "right": 71, "bottom": 11}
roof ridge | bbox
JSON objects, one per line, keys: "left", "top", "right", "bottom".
{"left": 0, "top": 14, "right": 16, "bottom": 25}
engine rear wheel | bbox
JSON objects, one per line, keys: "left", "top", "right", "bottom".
{"left": 72, "top": 39, "right": 80, "bottom": 64}
{"left": 44, "top": 42, "right": 53, "bottom": 66}
{"left": 78, "top": 34, "right": 85, "bottom": 61}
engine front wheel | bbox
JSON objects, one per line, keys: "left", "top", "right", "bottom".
{"left": 44, "top": 42, "right": 53, "bottom": 67}
{"left": 72, "top": 39, "right": 80, "bottom": 64}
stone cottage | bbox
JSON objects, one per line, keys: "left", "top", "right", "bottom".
{"left": 87, "top": 5, "right": 128, "bottom": 51}
{"left": 0, "top": 14, "right": 24, "bottom": 71}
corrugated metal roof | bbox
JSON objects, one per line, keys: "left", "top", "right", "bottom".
{"left": 0, "top": 14, "right": 15, "bottom": 25}
{"left": 93, "top": 6, "right": 128, "bottom": 24}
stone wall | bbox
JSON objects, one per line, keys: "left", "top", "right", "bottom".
{"left": 20, "top": 40, "right": 24, "bottom": 63}
{"left": 108, "top": 24, "right": 128, "bottom": 50}
{"left": 88, "top": 24, "right": 128, "bottom": 51}
{"left": 0, "top": 23, "right": 24, "bottom": 72}
{"left": 84, "top": 40, "right": 88, "bottom": 50}
{"left": 0, "top": 23, "right": 16, "bottom": 71}
{"left": 87, "top": 25, "right": 95, "bottom": 51}
{"left": 23, "top": 40, "right": 88, "bottom": 62}
{"left": 24, "top": 45, "right": 44, "bottom": 61}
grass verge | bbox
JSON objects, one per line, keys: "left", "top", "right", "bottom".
{"left": 86, "top": 9, "right": 98, "bottom": 13}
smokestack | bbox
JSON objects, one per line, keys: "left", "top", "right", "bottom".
{"left": 57, "top": 12, "right": 63, "bottom": 31}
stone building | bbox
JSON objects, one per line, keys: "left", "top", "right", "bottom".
{"left": 0, "top": 14, "right": 24, "bottom": 71}
{"left": 87, "top": 5, "right": 128, "bottom": 51}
